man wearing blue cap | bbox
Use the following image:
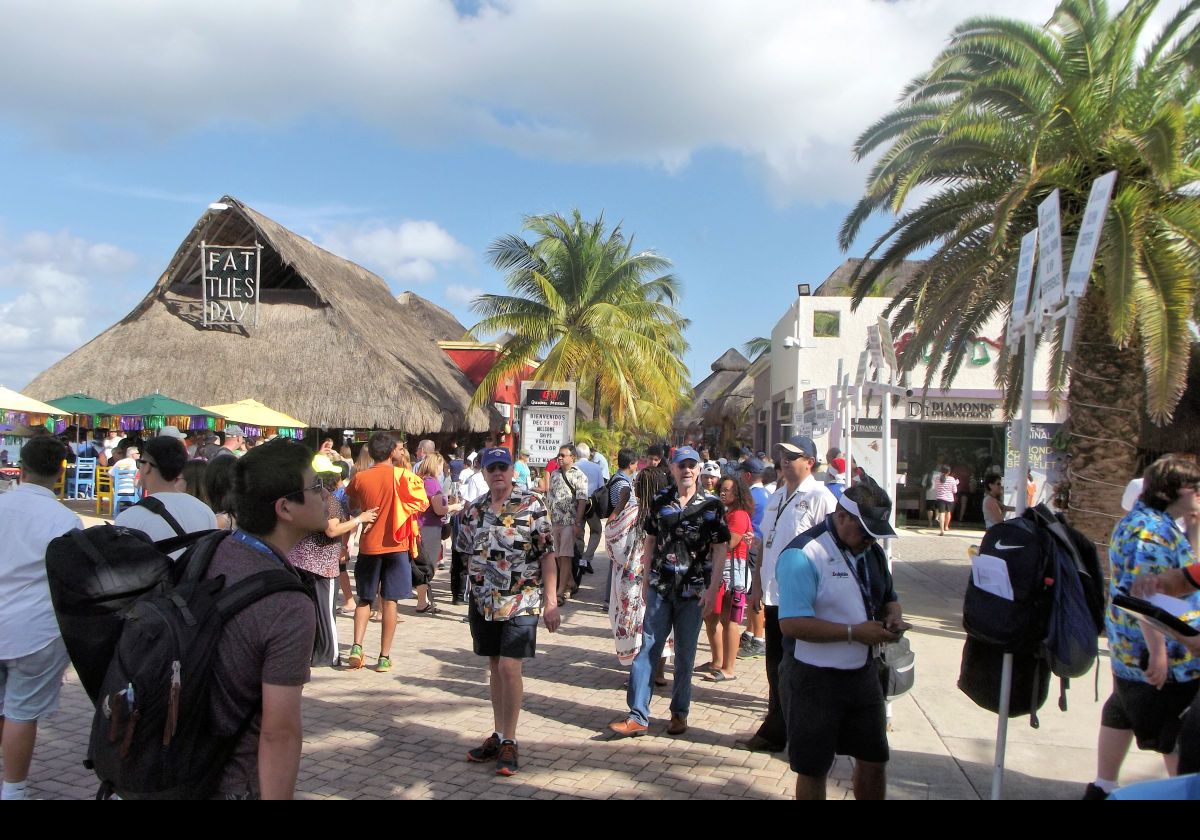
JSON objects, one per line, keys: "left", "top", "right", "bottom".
{"left": 456, "top": 447, "right": 559, "bottom": 776}
{"left": 609, "top": 445, "right": 730, "bottom": 738}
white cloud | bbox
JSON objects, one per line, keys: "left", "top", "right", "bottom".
{"left": 0, "top": 228, "right": 139, "bottom": 386}
{"left": 316, "top": 220, "right": 472, "bottom": 283}
{"left": 445, "top": 284, "right": 484, "bottom": 306}
{"left": 3, "top": 1, "right": 1184, "bottom": 204}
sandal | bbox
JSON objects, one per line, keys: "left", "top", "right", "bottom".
{"left": 416, "top": 604, "right": 438, "bottom": 615}
{"left": 369, "top": 611, "right": 382, "bottom": 623}
{"left": 703, "top": 671, "right": 737, "bottom": 683}
{"left": 557, "top": 595, "right": 566, "bottom": 607}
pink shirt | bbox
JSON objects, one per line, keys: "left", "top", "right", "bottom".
{"left": 934, "top": 474, "right": 959, "bottom": 502}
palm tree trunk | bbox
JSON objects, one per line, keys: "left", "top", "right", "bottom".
{"left": 1064, "top": 288, "right": 1144, "bottom": 563}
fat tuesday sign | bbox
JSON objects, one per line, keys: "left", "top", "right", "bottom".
{"left": 200, "top": 242, "right": 262, "bottom": 327}
{"left": 518, "top": 381, "right": 576, "bottom": 467}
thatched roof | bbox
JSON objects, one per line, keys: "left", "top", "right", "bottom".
{"left": 674, "top": 348, "right": 751, "bottom": 429}
{"left": 27, "top": 196, "right": 489, "bottom": 434}
{"left": 395, "top": 291, "right": 469, "bottom": 342}
{"left": 701, "top": 367, "right": 755, "bottom": 428}
{"left": 814, "top": 258, "right": 926, "bottom": 297}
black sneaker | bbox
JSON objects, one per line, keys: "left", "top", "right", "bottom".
{"left": 467, "top": 733, "right": 501, "bottom": 763}
{"left": 737, "top": 639, "right": 766, "bottom": 659}
{"left": 1082, "top": 782, "right": 1109, "bottom": 800}
{"left": 496, "top": 740, "right": 519, "bottom": 776}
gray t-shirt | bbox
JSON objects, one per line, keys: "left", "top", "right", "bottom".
{"left": 205, "top": 535, "right": 315, "bottom": 797}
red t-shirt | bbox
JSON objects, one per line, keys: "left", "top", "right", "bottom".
{"left": 727, "top": 509, "right": 751, "bottom": 560}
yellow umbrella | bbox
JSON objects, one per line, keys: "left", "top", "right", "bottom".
{"left": 0, "top": 385, "right": 66, "bottom": 416}
{"left": 201, "top": 398, "right": 308, "bottom": 429}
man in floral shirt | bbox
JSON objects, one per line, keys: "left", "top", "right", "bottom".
{"left": 609, "top": 445, "right": 729, "bottom": 738}
{"left": 456, "top": 448, "right": 560, "bottom": 776}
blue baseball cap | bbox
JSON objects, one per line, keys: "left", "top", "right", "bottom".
{"left": 671, "top": 446, "right": 701, "bottom": 465}
{"left": 739, "top": 457, "right": 765, "bottom": 475}
{"left": 480, "top": 447, "right": 513, "bottom": 468}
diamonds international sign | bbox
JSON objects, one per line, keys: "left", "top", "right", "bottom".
{"left": 200, "top": 242, "right": 262, "bottom": 327}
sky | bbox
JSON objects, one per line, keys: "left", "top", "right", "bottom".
{"left": 0, "top": 0, "right": 1185, "bottom": 391}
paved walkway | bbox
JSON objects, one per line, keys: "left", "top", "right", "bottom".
{"left": 18, "top": 514, "right": 1169, "bottom": 799}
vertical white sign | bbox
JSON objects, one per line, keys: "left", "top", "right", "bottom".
{"left": 1036, "top": 190, "right": 1064, "bottom": 310}
{"left": 877, "top": 316, "right": 898, "bottom": 372}
{"left": 866, "top": 324, "right": 884, "bottom": 371}
{"left": 1010, "top": 229, "right": 1039, "bottom": 336}
{"left": 1064, "top": 171, "right": 1118, "bottom": 300}
{"left": 855, "top": 349, "right": 869, "bottom": 388}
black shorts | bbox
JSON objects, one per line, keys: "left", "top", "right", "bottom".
{"left": 1101, "top": 675, "right": 1199, "bottom": 753}
{"left": 933, "top": 499, "right": 953, "bottom": 513}
{"left": 468, "top": 601, "right": 539, "bottom": 659}
{"left": 787, "top": 658, "right": 889, "bottom": 777}
{"left": 354, "top": 552, "right": 413, "bottom": 603}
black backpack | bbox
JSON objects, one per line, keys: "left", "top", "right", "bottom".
{"left": 958, "top": 504, "right": 1105, "bottom": 724}
{"left": 587, "top": 474, "right": 625, "bottom": 519}
{"left": 47, "top": 526, "right": 311, "bottom": 799}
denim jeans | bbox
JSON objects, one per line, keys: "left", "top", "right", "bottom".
{"left": 626, "top": 589, "right": 704, "bottom": 725}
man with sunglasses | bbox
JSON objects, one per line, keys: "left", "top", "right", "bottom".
{"left": 741, "top": 435, "right": 837, "bottom": 753}
{"left": 547, "top": 444, "right": 589, "bottom": 606}
{"left": 457, "top": 448, "right": 558, "bottom": 776}
{"left": 114, "top": 435, "right": 218, "bottom": 558}
{"left": 776, "top": 483, "right": 909, "bottom": 800}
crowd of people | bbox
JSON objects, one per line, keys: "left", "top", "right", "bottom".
{"left": 0, "top": 426, "right": 915, "bottom": 799}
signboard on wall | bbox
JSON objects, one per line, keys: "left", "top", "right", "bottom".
{"left": 906, "top": 399, "right": 999, "bottom": 423}
{"left": 518, "top": 381, "right": 576, "bottom": 467}
{"left": 200, "top": 241, "right": 262, "bottom": 327}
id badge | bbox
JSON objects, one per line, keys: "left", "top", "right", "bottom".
{"left": 765, "top": 534, "right": 774, "bottom": 549}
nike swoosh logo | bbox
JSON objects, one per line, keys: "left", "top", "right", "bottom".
{"left": 993, "top": 541, "right": 1023, "bottom": 550}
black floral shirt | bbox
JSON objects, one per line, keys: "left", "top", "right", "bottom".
{"left": 454, "top": 487, "right": 553, "bottom": 620}
{"left": 644, "top": 486, "right": 730, "bottom": 600}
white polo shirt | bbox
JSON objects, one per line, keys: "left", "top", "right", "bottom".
{"left": 0, "top": 484, "right": 82, "bottom": 659}
{"left": 758, "top": 475, "right": 838, "bottom": 607}
{"left": 114, "top": 492, "right": 219, "bottom": 559}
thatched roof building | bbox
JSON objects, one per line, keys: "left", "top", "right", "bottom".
{"left": 814, "top": 258, "right": 925, "bottom": 297}
{"left": 27, "top": 196, "right": 489, "bottom": 434}
{"left": 674, "top": 348, "right": 751, "bottom": 440}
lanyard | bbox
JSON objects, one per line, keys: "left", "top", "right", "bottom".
{"left": 232, "top": 529, "right": 290, "bottom": 568}
{"left": 766, "top": 487, "right": 801, "bottom": 544}
{"left": 840, "top": 546, "right": 876, "bottom": 620}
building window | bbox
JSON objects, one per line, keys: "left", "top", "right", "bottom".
{"left": 813, "top": 311, "right": 841, "bottom": 338}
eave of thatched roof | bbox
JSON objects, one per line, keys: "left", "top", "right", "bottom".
{"left": 26, "top": 196, "right": 489, "bottom": 434}
{"left": 674, "top": 348, "right": 751, "bottom": 428}
{"left": 701, "top": 367, "right": 756, "bottom": 427}
{"left": 814, "top": 257, "right": 926, "bottom": 297}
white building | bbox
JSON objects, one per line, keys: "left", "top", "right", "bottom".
{"left": 755, "top": 270, "right": 1066, "bottom": 524}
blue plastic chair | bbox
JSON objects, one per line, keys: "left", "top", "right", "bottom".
{"left": 72, "top": 457, "right": 97, "bottom": 499}
{"left": 111, "top": 467, "right": 140, "bottom": 516}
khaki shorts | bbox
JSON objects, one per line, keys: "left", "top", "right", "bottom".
{"left": 0, "top": 637, "right": 71, "bottom": 722}
{"left": 551, "top": 524, "right": 576, "bottom": 557}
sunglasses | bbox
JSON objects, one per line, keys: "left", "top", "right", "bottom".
{"left": 134, "top": 458, "right": 156, "bottom": 471}
{"left": 485, "top": 463, "right": 510, "bottom": 473}
{"left": 278, "top": 478, "right": 328, "bottom": 503}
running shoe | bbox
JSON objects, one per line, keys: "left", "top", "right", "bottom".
{"left": 467, "top": 733, "right": 502, "bottom": 763}
{"left": 496, "top": 741, "right": 519, "bottom": 776}
{"left": 347, "top": 644, "right": 365, "bottom": 669}
{"left": 375, "top": 655, "right": 392, "bottom": 673}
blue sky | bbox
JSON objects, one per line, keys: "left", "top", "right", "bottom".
{"left": 0, "top": 0, "right": 1182, "bottom": 390}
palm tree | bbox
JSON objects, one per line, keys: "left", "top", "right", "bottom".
{"left": 742, "top": 336, "right": 772, "bottom": 361}
{"left": 839, "top": 0, "right": 1200, "bottom": 553}
{"left": 468, "top": 210, "right": 690, "bottom": 436}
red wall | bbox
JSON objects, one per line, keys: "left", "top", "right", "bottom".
{"left": 442, "top": 347, "right": 531, "bottom": 450}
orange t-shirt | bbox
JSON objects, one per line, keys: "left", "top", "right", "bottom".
{"left": 348, "top": 463, "right": 428, "bottom": 555}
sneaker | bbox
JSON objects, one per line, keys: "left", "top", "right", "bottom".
{"left": 496, "top": 741, "right": 519, "bottom": 776}
{"left": 347, "top": 644, "right": 365, "bottom": 669}
{"left": 467, "top": 733, "right": 502, "bottom": 763}
{"left": 738, "top": 633, "right": 753, "bottom": 650}
{"left": 375, "top": 655, "right": 392, "bottom": 673}
{"left": 1082, "top": 782, "right": 1110, "bottom": 801}
{"left": 737, "top": 639, "right": 766, "bottom": 659}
